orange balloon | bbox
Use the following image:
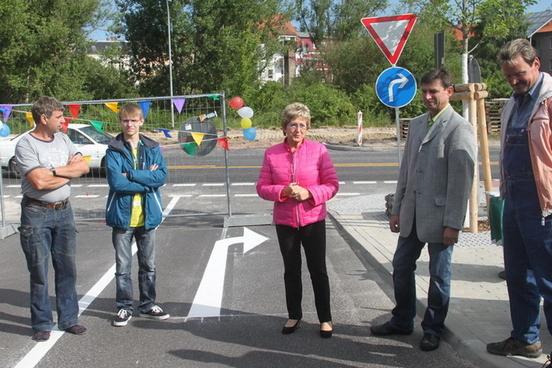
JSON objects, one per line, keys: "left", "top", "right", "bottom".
{"left": 228, "top": 96, "right": 245, "bottom": 110}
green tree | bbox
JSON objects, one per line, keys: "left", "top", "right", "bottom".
{"left": 0, "top": 0, "right": 108, "bottom": 102}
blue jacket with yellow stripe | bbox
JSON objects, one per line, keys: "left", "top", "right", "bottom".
{"left": 105, "top": 133, "right": 167, "bottom": 230}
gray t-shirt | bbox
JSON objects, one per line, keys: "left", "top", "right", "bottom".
{"left": 15, "top": 132, "right": 78, "bottom": 202}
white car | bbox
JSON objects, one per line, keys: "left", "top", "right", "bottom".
{"left": 0, "top": 123, "right": 112, "bottom": 175}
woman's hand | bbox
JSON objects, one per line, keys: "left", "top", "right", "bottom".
{"left": 290, "top": 184, "right": 311, "bottom": 201}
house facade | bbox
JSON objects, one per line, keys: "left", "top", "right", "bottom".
{"left": 528, "top": 10, "right": 552, "bottom": 74}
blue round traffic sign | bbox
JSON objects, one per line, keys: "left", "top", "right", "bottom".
{"left": 375, "top": 66, "right": 417, "bottom": 108}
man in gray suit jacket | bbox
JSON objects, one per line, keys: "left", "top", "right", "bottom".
{"left": 371, "top": 69, "right": 476, "bottom": 351}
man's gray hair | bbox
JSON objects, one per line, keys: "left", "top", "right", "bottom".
{"left": 497, "top": 38, "right": 538, "bottom": 66}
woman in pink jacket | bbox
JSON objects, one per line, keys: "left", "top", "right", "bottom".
{"left": 256, "top": 103, "right": 339, "bottom": 338}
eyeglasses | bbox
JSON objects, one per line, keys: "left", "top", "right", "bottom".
{"left": 121, "top": 119, "right": 141, "bottom": 125}
{"left": 287, "top": 122, "right": 308, "bottom": 130}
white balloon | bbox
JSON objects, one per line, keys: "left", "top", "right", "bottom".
{"left": 237, "top": 106, "right": 254, "bottom": 119}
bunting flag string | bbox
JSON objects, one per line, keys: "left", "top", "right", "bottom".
{"left": 105, "top": 102, "right": 120, "bottom": 113}
{"left": 217, "top": 137, "right": 229, "bottom": 150}
{"left": 25, "top": 111, "right": 34, "bottom": 127}
{"left": 68, "top": 104, "right": 81, "bottom": 119}
{"left": 172, "top": 98, "right": 185, "bottom": 113}
{"left": 156, "top": 128, "right": 172, "bottom": 138}
{"left": 90, "top": 120, "right": 105, "bottom": 133}
{"left": 0, "top": 105, "right": 13, "bottom": 121}
{"left": 139, "top": 101, "right": 152, "bottom": 119}
{"left": 191, "top": 132, "right": 205, "bottom": 146}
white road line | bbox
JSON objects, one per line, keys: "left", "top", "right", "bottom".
{"left": 234, "top": 194, "right": 257, "bottom": 197}
{"left": 74, "top": 195, "right": 100, "bottom": 198}
{"left": 339, "top": 181, "right": 346, "bottom": 185}
{"left": 172, "top": 183, "right": 197, "bottom": 187}
{"left": 231, "top": 182, "right": 255, "bottom": 186}
{"left": 352, "top": 181, "right": 377, "bottom": 184}
{"left": 383, "top": 180, "right": 398, "bottom": 184}
{"left": 13, "top": 196, "right": 181, "bottom": 368}
{"left": 6, "top": 185, "right": 19, "bottom": 188}
{"left": 88, "top": 184, "right": 108, "bottom": 188}
{"left": 2, "top": 195, "right": 9, "bottom": 198}
{"left": 71, "top": 184, "right": 83, "bottom": 188}
{"left": 15, "top": 195, "right": 23, "bottom": 198}
{"left": 336, "top": 192, "right": 361, "bottom": 196}
{"left": 202, "top": 183, "right": 224, "bottom": 187}
{"left": 198, "top": 194, "right": 226, "bottom": 197}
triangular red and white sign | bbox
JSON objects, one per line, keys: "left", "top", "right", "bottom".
{"left": 361, "top": 13, "right": 417, "bottom": 65}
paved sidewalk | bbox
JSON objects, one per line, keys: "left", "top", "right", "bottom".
{"left": 328, "top": 194, "right": 551, "bottom": 368}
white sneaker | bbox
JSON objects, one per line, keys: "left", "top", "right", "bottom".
{"left": 112, "top": 309, "right": 132, "bottom": 327}
{"left": 140, "top": 305, "right": 170, "bottom": 320}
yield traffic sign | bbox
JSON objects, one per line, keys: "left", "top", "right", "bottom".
{"left": 361, "top": 13, "right": 417, "bottom": 65}
{"left": 375, "top": 66, "right": 417, "bottom": 108}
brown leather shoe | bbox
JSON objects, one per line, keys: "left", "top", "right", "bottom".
{"left": 487, "top": 337, "right": 542, "bottom": 358}
{"left": 64, "top": 324, "right": 87, "bottom": 335}
{"left": 32, "top": 330, "right": 51, "bottom": 341}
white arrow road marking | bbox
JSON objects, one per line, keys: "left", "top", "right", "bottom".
{"left": 14, "top": 195, "right": 181, "bottom": 368}
{"left": 187, "top": 227, "right": 268, "bottom": 319}
{"left": 388, "top": 73, "right": 408, "bottom": 102}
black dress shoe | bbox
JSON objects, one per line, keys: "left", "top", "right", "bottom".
{"left": 370, "top": 322, "right": 413, "bottom": 336}
{"left": 420, "top": 333, "right": 440, "bottom": 351}
{"left": 281, "top": 319, "right": 300, "bottom": 335}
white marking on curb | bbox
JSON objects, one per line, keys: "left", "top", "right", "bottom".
{"left": 336, "top": 192, "right": 361, "bottom": 196}
{"left": 6, "top": 185, "right": 19, "bottom": 188}
{"left": 88, "top": 184, "right": 108, "bottom": 188}
{"left": 13, "top": 196, "right": 181, "bottom": 368}
{"left": 339, "top": 181, "right": 346, "bottom": 185}
{"left": 169, "top": 194, "right": 192, "bottom": 198}
{"left": 71, "top": 184, "right": 83, "bottom": 188}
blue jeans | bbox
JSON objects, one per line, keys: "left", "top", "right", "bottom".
{"left": 503, "top": 179, "right": 552, "bottom": 344}
{"left": 19, "top": 198, "right": 79, "bottom": 332}
{"left": 390, "top": 224, "right": 453, "bottom": 336}
{"left": 112, "top": 227, "right": 156, "bottom": 312}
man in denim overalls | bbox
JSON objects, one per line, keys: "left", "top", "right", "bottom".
{"left": 487, "top": 39, "right": 552, "bottom": 359}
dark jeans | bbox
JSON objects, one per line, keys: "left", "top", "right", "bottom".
{"left": 112, "top": 227, "right": 156, "bottom": 313}
{"left": 19, "top": 198, "right": 79, "bottom": 332}
{"left": 503, "top": 179, "right": 552, "bottom": 344}
{"left": 275, "top": 220, "right": 331, "bottom": 323}
{"left": 390, "top": 225, "right": 453, "bottom": 336}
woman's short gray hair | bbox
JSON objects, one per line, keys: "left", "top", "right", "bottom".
{"left": 281, "top": 102, "right": 311, "bottom": 131}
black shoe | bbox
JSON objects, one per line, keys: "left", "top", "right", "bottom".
{"left": 420, "top": 333, "right": 440, "bottom": 351}
{"left": 320, "top": 322, "right": 333, "bottom": 338}
{"left": 32, "top": 330, "right": 51, "bottom": 342}
{"left": 281, "top": 319, "right": 301, "bottom": 335}
{"left": 370, "top": 322, "right": 413, "bottom": 336}
{"left": 64, "top": 324, "right": 87, "bottom": 335}
{"left": 112, "top": 308, "right": 132, "bottom": 327}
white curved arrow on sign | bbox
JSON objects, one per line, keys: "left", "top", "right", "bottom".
{"left": 388, "top": 73, "right": 408, "bottom": 102}
{"left": 187, "top": 227, "right": 268, "bottom": 318}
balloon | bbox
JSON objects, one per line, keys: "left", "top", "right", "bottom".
{"left": 237, "top": 106, "right": 254, "bottom": 119}
{"left": 228, "top": 96, "right": 244, "bottom": 110}
{"left": 243, "top": 127, "right": 256, "bottom": 141}
{"left": 0, "top": 121, "right": 3, "bottom": 129}
{"left": 0, "top": 123, "right": 10, "bottom": 137}
{"left": 240, "top": 117, "right": 252, "bottom": 129}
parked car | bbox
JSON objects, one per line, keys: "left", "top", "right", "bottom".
{"left": 0, "top": 123, "right": 112, "bottom": 176}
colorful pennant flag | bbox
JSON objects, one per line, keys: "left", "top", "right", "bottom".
{"left": 0, "top": 105, "right": 13, "bottom": 121}
{"left": 157, "top": 128, "right": 172, "bottom": 138}
{"left": 25, "top": 111, "right": 34, "bottom": 127}
{"left": 191, "top": 132, "right": 205, "bottom": 146}
{"left": 208, "top": 94, "right": 221, "bottom": 101}
{"left": 181, "top": 142, "right": 198, "bottom": 156}
{"left": 105, "top": 102, "right": 120, "bottom": 113}
{"left": 62, "top": 117, "right": 71, "bottom": 133}
{"left": 217, "top": 137, "right": 229, "bottom": 150}
{"left": 68, "top": 104, "right": 81, "bottom": 119}
{"left": 90, "top": 120, "right": 105, "bottom": 133}
{"left": 172, "top": 98, "right": 185, "bottom": 113}
{"left": 139, "top": 101, "right": 152, "bottom": 119}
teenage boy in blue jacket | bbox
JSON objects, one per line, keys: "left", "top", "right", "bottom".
{"left": 105, "top": 103, "right": 168, "bottom": 327}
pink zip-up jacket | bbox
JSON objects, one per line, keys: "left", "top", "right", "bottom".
{"left": 500, "top": 72, "right": 552, "bottom": 217}
{"left": 256, "top": 139, "right": 339, "bottom": 228}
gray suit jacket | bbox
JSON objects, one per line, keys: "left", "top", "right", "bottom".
{"left": 392, "top": 105, "right": 476, "bottom": 243}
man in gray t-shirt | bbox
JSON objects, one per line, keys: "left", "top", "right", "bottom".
{"left": 15, "top": 96, "right": 89, "bottom": 342}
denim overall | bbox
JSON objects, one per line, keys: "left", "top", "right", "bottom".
{"left": 503, "top": 122, "right": 552, "bottom": 344}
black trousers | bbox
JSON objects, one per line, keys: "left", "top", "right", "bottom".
{"left": 275, "top": 220, "right": 331, "bottom": 323}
